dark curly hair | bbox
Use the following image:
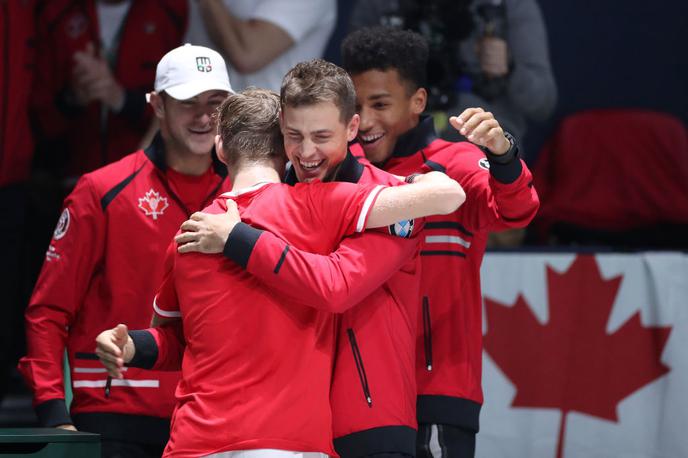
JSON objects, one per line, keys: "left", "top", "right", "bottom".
{"left": 341, "top": 26, "right": 429, "bottom": 93}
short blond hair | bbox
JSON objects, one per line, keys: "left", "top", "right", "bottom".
{"left": 216, "top": 88, "right": 284, "bottom": 169}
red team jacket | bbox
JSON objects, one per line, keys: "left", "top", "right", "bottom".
{"left": 0, "top": 0, "right": 36, "bottom": 186}
{"left": 378, "top": 116, "right": 539, "bottom": 432}
{"left": 148, "top": 181, "right": 386, "bottom": 457}
{"left": 31, "top": 0, "right": 186, "bottom": 176}
{"left": 18, "top": 136, "right": 230, "bottom": 445}
{"left": 224, "top": 153, "right": 424, "bottom": 456}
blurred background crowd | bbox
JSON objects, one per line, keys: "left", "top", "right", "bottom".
{"left": 1, "top": 0, "right": 686, "bottom": 435}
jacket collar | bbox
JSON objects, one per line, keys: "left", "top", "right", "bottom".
{"left": 390, "top": 115, "right": 438, "bottom": 158}
{"left": 284, "top": 151, "right": 364, "bottom": 185}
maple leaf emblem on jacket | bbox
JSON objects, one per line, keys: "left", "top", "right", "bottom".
{"left": 138, "top": 188, "right": 169, "bottom": 220}
{"left": 483, "top": 255, "right": 672, "bottom": 458}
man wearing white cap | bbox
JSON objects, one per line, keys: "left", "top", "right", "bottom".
{"left": 18, "top": 44, "right": 233, "bottom": 458}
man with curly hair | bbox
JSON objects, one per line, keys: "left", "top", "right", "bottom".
{"left": 341, "top": 27, "right": 540, "bottom": 457}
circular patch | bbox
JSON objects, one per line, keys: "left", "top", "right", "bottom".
{"left": 53, "top": 209, "right": 70, "bottom": 240}
{"left": 389, "top": 219, "right": 415, "bottom": 238}
{"left": 478, "top": 158, "right": 490, "bottom": 170}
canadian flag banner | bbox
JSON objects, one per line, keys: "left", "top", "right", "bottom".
{"left": 479, "top": 252, "right": 688, "bottom": 458}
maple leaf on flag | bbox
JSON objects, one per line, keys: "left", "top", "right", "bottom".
{"left": 483, "top": 255, "right": 671, "bottom": 458}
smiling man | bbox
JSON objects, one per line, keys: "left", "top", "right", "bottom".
{"left": 342, "top": 27, "right": 540, "bottom": 457}
{"left": 18, "top": 44, "right": 232, "bottom": 458}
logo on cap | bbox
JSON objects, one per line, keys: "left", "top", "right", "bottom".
{"left": 196, "top": 57, "right": 212, "bottom": 73}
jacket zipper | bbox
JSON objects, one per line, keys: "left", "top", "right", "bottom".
{"left": 347, "top": 328, "right": 372, "bottom": 407}
{"left": 423, "top": 296, "right": 433, "bottom": 371}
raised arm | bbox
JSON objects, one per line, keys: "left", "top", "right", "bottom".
{"left": 222, "top": 223, "right": 422, "bottom": 312}
{"left": 448, "top": 108, "right": 540, "bottom": 232}
{"left": 366, "top": 171, "right": 465, "bottom": 228}
{"left": 174, "top": 172, "right": 463, "bottom": 254}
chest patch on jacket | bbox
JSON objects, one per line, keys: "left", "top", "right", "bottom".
{"left": 138, "top": 188, "right": 169, "bottom": 220}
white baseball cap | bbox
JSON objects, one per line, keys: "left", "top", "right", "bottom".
{"left": 153, "top": 44, "right": 233, "bottom": 100}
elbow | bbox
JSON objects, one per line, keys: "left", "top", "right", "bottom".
{"left": 229, "top": 53, "right": 269, "bottom": 74}
{"left": 324, "top": 292, "right": 354, "bottom": 314}
{"left": 437, "top": 182, "right": 466, "bottom": 215}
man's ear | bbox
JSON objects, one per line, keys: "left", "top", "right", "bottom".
{"left": 215, "top": 135, "right": 229, "bottom": 165}
{"left": 149, "top": 91, "right": 165, "bottom": 118}
{"left": 411, "top": 87, "right": 427, "bottom": 115}
{"left": 347, "top": 113, "right": 360, "bottom": 142}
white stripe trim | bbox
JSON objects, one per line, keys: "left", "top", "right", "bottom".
{"left": 429, "top": 424, "right": 442, "bottom": 458}
{"left": 73, "top": 367, "right": 128, "bottom": 373}
{"left": 356, "top": 185, "right": 385, "bottom": 233}
{"left": 220, "top": 182, "right": 272, "bottom": 198}
{"left": 425, "top": 235, "right": 471, "bottom": 248}
{"left": 153, "top": 297, "right": 181, "bottom": 318}
{"left": 73, "top": 379, "right": 159, "bottom": 388}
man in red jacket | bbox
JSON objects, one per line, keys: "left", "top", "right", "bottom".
{"left": 341, "top": 27, "right": 540, "bottom": 457}
{"left": 31, "top": 0, "right": 187, "bottom": 178}
{"left": 166, "top": 58, "right": 521, "bottom": 458}
{"left": 18, "top": 44, "right": 232, "bottom": 457}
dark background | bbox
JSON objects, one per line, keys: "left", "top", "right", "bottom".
{"left": 325, "top": 0, "right": 688, "bottom": 163}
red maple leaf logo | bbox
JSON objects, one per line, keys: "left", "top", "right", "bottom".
{"left": 483, "top": 255, "right": 671, "bottom": 458}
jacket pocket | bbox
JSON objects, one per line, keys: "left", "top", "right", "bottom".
{"left": 347, "top": 328, "right": 372, "bottom": 407}
{"left": 423, "top": 296, "right": 433, "bottom": 371}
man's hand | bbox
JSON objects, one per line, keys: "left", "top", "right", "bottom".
{"left": 175, "top": 199, "right": 241, "bottom": 254}
{"left": 450, "top": 107, "right": 511, "bottom": 155}
{"left": 478, "top": 36, "right": 509, "bottom": 78}
{"left": 95, "top": 324, "right": 135, "bottom": 379}
{"left": 70, "top": 43, "right": 125, "bottom": 111}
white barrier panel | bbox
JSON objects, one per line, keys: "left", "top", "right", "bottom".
{"left": 479, "top": 252, "right": 688, "bottom": 458}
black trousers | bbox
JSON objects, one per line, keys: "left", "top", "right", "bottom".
{"left": 416, "top": 423, "right": 476, "bottom": 458}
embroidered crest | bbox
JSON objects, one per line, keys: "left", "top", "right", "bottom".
{"left": 53, "top": 208, "right": 71, "bottom": 240}
{"left": 478, "top": 158, "right": 490, "bottom": 170}
{"left": 138, "top": 189, "right": 169, "bottom": 220}
{"left": 389, "top": 219, "right": 415, "bottom": 238}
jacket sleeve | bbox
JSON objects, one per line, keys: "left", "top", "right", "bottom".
{"left": 224, "top": 222, "right": 422, "bottom": 313}
{"left": 17, "top": 176, "right": 106, "bottom": 426}
{"left": 128, "top": 321, "right": 186, "bottom": 372}
{"left": 449, "top": 146, "right": 540, "bottom": 233}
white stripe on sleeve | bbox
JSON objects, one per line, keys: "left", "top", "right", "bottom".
{"left": 356, "top": 185, "right": 385, "bottom": 233}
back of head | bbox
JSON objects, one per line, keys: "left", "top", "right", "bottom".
{"left": 341, "top": 26, "right": 429, "bottom": 92}
{"left": 217, "top": 88, "right": 284, "bottom": 169}
{"left": 280, "top": 59, "right": 356, "bottom": 123}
